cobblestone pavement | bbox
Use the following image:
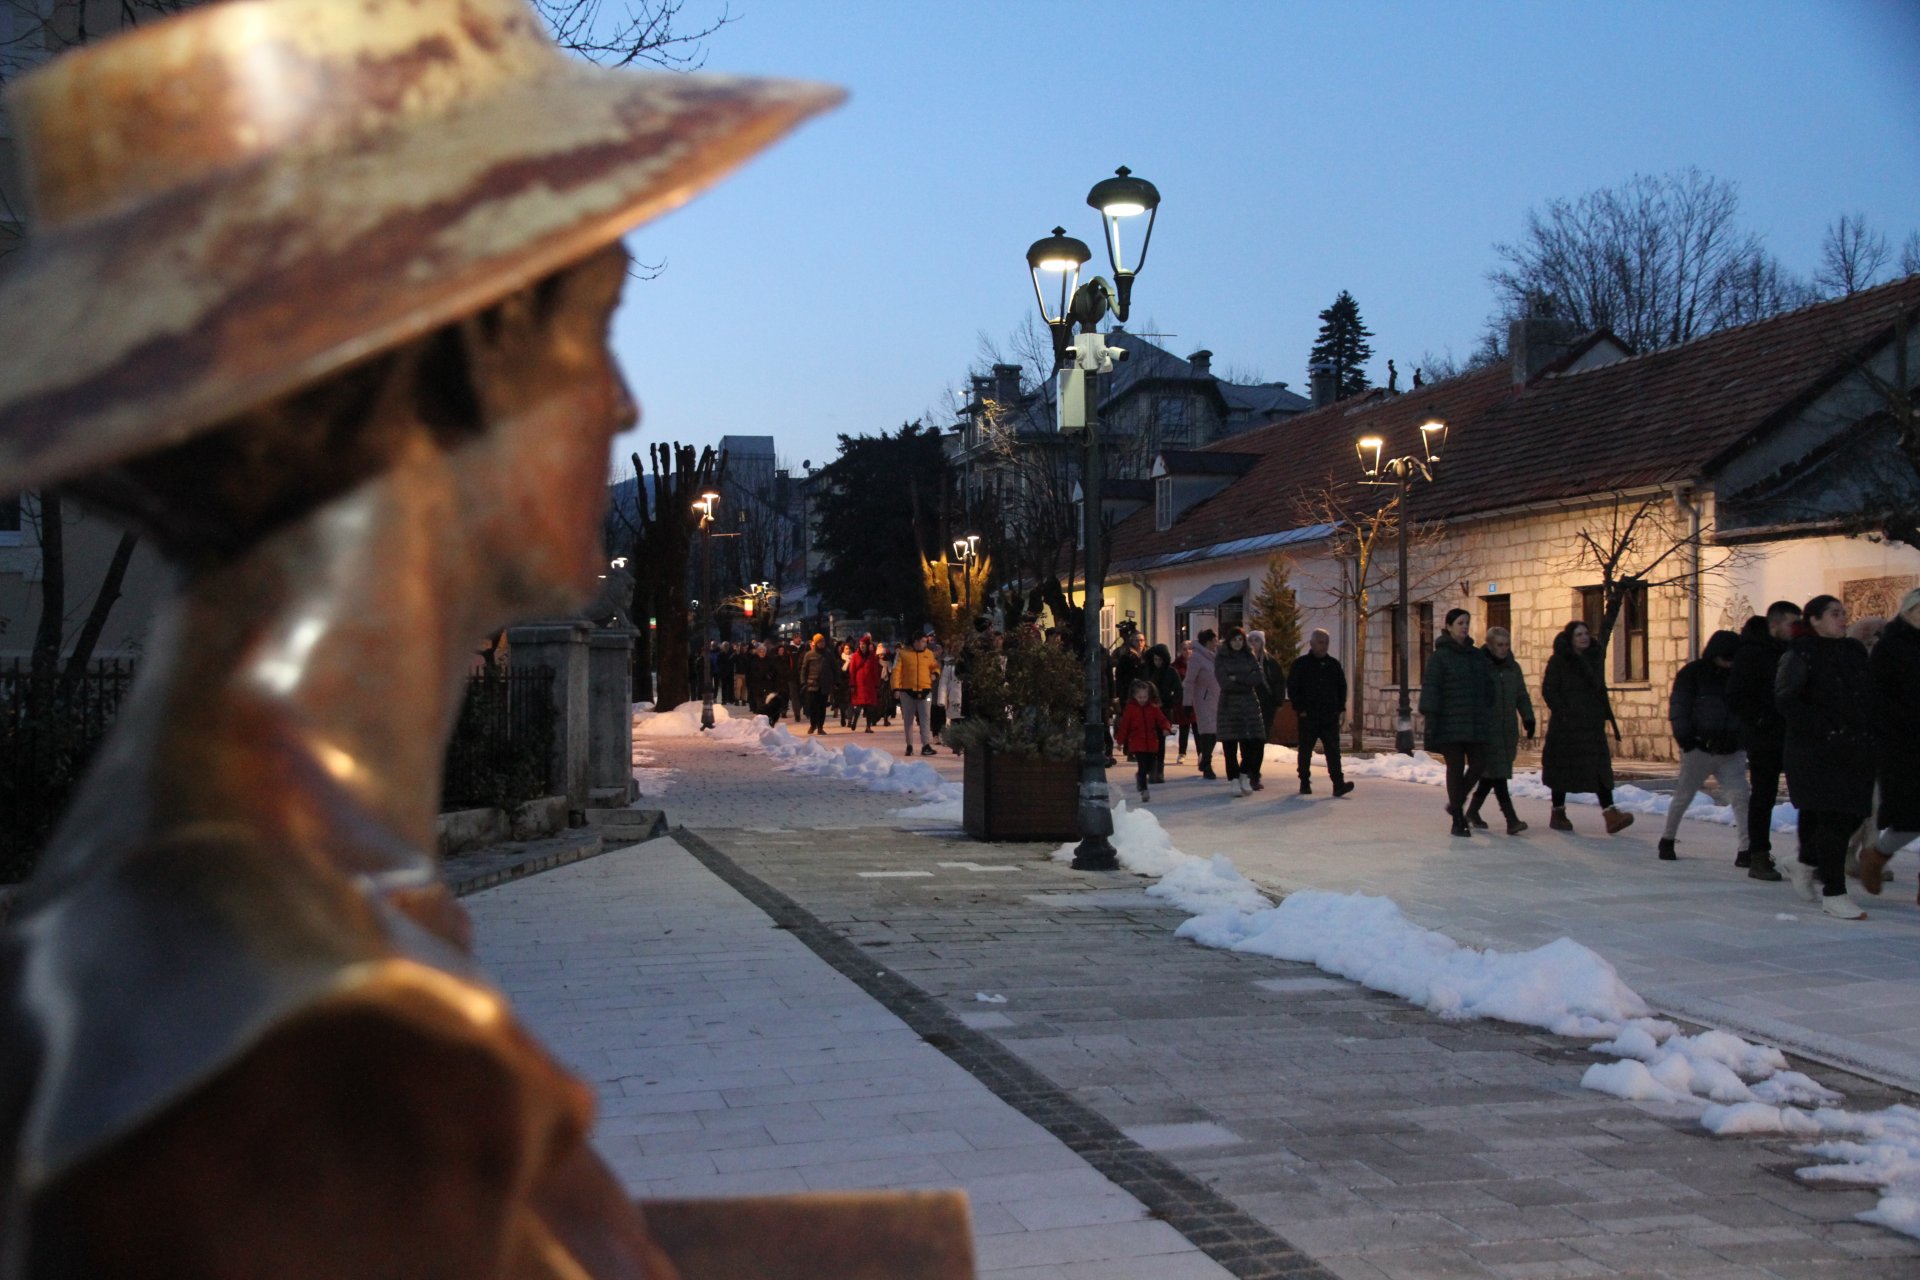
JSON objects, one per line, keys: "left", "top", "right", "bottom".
{"left": 470, "top": 718, "right": 1920, "bottom": 1278}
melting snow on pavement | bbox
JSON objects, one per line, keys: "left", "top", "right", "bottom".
{"left": 648, "top": 709, "right": 1920, "bottom": 1236}
{"left": 1064, "top": 794, "right": 1920, "bottom": 1238}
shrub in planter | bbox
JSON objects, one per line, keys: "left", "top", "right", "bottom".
{"left": 946, "top": 625, "right": 1084, "bottom": 840}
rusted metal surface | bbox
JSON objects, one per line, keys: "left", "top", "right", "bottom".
{"left": 643, "top": 1193, "right": 978, "bottom": 1280}
{"left": 0, "top": 0, "right": 841, "bottom": 495}
{"left": 0, "top": 2, "right": 861, "bottom": 1277}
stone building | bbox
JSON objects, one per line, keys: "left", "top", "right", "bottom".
{"left": 1092, "top": 276, "right": 1920, "bottom": 760}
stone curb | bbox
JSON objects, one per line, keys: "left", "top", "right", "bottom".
{"left": 446, "top": 810, "right": 666, "bottom": 898}
{"left": 673, "top": 826, "right": 1338, "bottom": 1280}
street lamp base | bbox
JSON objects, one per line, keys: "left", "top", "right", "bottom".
{"left": 1070, "top": 836, "right": 1118, "bottom": 871}
{"left": 701, "top": 698, "right": 716, "bottom": 731}
{"left": 1395, "top": 729, "right": 1414, "bottom": 756}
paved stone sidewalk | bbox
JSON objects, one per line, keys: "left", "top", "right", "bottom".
{"left": 692, "top": 822, "right": 1920, "bottom": 1280}
{"left": 464, "top": 835, "right": 1247, "bottom": 1278}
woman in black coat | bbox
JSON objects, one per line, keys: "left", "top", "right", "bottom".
{"left": 1420, "top": 608, "right": 1493, "bottom": 838}
{"left": 1214, "top": 627, "right": 1270, "bottom": 796}
{"left": 1858, "top": 587, "right": 1920, "bottom": 898}
{"left": 1776, "top": 594, "right": 1879, "bottom": 918}
{"left": 1541, "top": 620, "right": 1634, "bottom": 835}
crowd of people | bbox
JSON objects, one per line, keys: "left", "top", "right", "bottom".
{"left": 694, "top": 584, "right": 1919, "bottom": 923}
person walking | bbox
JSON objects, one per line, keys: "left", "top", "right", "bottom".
{"left": 831, "top": 639, "right": 854, "bottom": 729}
{"left": 1115, "top": 679, "right": 1173, "bottom": 803}
{"left": 1727, "top": 601, "right": 1800, "bottom": 880}
{"left": 1249, "top": 630, "right": 1288, "bottom": 749}
{"left": 732, "top": 642, "right": 750, "bottom": 706}
{"left": 1421, "top": 608, "right": 1494, "bottom": 838}
{"left": 1656, "top": 629, "right": 1750, "bottom": 863}
{"left": 1776, "top": 594, "right": 1879, "bottom": 919}
{"left": 798, "top": 632, "right": 834, "bottom": 735}
{"left": 1466, "top": 626, "right": 1534, "bottom": 835}
{"left": 715, "top": 641, "right": 736, "bottom": 706}
{"left": 1287, "top": 629, "right": 1353, "bottom": 797}
{"left": 1145, "top": 643, "right": 1182, "bottom": 784}
{"left": 1860, "top": 587, "right": 1920, "bottom": 897}
{"left": 1541, "top": 619, "right": 1634, "bottom": 834}
{"left": 1215, "top": 627, "right": 1269, "bottom": 796}
{"left": 1187, "top": 630, "right": 1222, "bottom": 779}
{"left": 894, "top": 629, "right": 940, "bottom": 755}
{"left": 849, "top": 633, "right": 883, "bottom": 732}
{"left": 1172, "top": 639, "right": 1195, "bottom": 764}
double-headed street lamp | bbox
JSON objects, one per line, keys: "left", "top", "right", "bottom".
{"left": 1025, "top": 166, "right": 1161, "bottom": 872}
{"left": 694, "top": 489, "right": 720, "bottom": 730}
{"left": 1356, "top": 420, "right": 1448, "bottom": 756}
{"left": 951, "top": 533, "right": 981, "bottom": 615}
{"left": 742, "top": 580, "right": 777, "bottom": 638}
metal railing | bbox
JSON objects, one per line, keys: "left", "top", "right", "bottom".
{"left": 440, "top": 666, "right": 556, "bottom": 813}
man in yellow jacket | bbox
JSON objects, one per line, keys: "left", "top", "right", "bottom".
{"left": 895, "top": 626, "right": 943, "bottom": 756}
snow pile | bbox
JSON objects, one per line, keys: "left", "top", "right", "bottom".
{"left": 1071, "top": 794, "right": 1920, "bottom": 1237}
{"left": 1183, "top": 891, "right": 1649, "bottom": 1038}
{"left": 1258, "top": 742, "right": 1801, "bottom": 833}
{"left": 632, "top": 706, "right": 965, "bottom": 817}
{"left": 1049, "top": 800, "right": 1272, "bottom": 916}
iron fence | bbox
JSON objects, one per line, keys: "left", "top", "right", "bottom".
{"left": 440, "top": 666, "right": 556, "bottom": 814}
{"left": 1, "top": 658, "right": 140, "bottom": 882}
{"left": 1, "top": 659, "right": 556, "bottom": 883}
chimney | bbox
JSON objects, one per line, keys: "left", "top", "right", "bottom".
{"left": 1188, "top": 349, "right": 1213, "bottom": 377}
{"left": 970, "top": 374, "right": 993, "bottom": 405}
{"left": 1509, "top": 297, "right": 1579, "bottom": 385}
{"left": 991, "top": 362, "right": 1022, "bottom": 406}
{"left": 1308, "top": 360, "right": 1336, "bottom": 408}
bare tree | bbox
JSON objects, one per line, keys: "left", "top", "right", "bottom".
{"left": 1557, "top": 491, "right": 1746, "bottom": 657}
{"left": 1486, "top": 167, "right": 1805, "bottom": 355}
{"left": 1292, "top": 480, "right": 1457, "bottom": 751}
{"left": 1903, "top": 231, "right": 1920, "bottom": 279}
{"left": 1816, "top": 213, "right": 1891, "bottom": 298}
{"left": 604, "top": 443, "right": 724, "bottom": 708}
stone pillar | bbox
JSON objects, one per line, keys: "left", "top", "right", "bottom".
{"left": 506, "top": 620, "right": 591, "bottom": 812}
{"left": 587, "top": 626, "right": 637, "bottom": 807}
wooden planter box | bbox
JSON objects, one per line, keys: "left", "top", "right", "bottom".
{"left": 962, "top": 748, "right": 1080, "bottom": 842}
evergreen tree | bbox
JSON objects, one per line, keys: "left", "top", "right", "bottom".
{"left": 1249, "top": 555, "right": 1304, "bottom": 670}
{"left": 812, "top": 422, "right": 950, "bottom": 628}
{"left": 1308, "top": 290, "right": 1375, "bottom": 399}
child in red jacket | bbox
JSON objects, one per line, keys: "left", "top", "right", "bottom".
{"left": 1115, "top": 679, "right": 1173, "bottom": 803}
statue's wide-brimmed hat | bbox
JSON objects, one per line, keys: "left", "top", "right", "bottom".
{"left": 0, "top": 0, "right": 840, "bottom": 493}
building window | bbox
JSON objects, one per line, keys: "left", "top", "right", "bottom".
{"left": 1579, "top": 584, "right": 1650, "bottom": 683}
{"left": 1387, "top": 602, "right": 1434, "bottom": 687}
{"left": 1155, "top": 476, "right": 1172, "bottom": 532}
{"left": 1482, "top": 593, "right": 1511, "bottom": 637}
{"left": 1099, "top": 604, "right": 1116, "bottom": 648}
{"left": 1154, "top": 396, "right": 1191, "bottom": 446}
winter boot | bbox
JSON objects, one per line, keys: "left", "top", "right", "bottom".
{"left": 1465, "top": 803, "right": 1489, "bottom": 830}
{"left": 1451, "top": 818, "right": 1472, "bottom": 838}
{"left": 1234, "top": 776, "right": 1250, "bottom": 797}
{"left": 1249, "top": 775, "right": 1265, "bottom": 792}
{"left": 1747, "top": 852, "right": 1783, "bottom": 882}
{"left": 1657, "top": 838, "right": 1677, "bottom": 861}
{"left": 1299, "top": 778, "right": 1313, "bottom": 795}
{"left": 1138, "top": 783, "right": 1150, "bottom": 804}
{"left": 1821, "top": 892, "right": 1866, "bottom": 921}
{"left": 1549, "top": 807, "right": 1573, "bottom": 832}
{"left": 1858, "top": 845, "right": 1891, "bottom": 896}
{"left": 1734, "top": 849, "right": 1752, "bottom": 870}
{"left": 1506, "top": 816, "right": 1530, "bottom": 836}
{"left": 1333, "top": 779, "right": 1356, "bottom": 798}
{"left": 1603, "top": 807, "right": 1635, "bottom": 835}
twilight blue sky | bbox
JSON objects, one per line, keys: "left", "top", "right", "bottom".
{"left": 607, "top": 0, "right": 1920, "bottom": 477}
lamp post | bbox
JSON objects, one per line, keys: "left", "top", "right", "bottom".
{"left": 1356, "top": 420, "right": 1447, "bottom": 755}
{"left": 951, "top": 533, "right": 981, "bottom": 616}
{"left": 694, "top": 490, "right": 720, "bottom": 730}
{"left": 1025, "top": 166, "right": 1161, "bottom": 872}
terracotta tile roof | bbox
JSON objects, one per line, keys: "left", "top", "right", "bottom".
{"left": 1108, "top": 274, "right": 1920, "bottom": 566}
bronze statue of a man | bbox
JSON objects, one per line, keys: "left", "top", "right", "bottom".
{"left": 0, "top": 2, "right": 836, "bottom": 1275}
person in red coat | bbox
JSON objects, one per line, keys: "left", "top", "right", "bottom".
{"left": 848, "top": 633, "right": 885, "bottom": 732}
{"left": 1115, "top": 679, "right": 1173, "bottom": 803}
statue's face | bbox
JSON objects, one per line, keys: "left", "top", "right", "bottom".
{"left": 460, "top": 246, "right": 635, "bottom": 618}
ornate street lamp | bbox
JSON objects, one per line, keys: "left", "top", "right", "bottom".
{"left": 1085, "top": 165, "right": 1160, "bottom": 323}
{"left": 694, "top": 491, "right": 719, "bottom": 730}
{"left": 1025, "top": 167, "right": 1161, "bottom": 871}
{"left": 952, "top": 533, "right": 981, "bottom": 615}
{"left": 1357, "top": 421, "right": 1446, "bottom": 755}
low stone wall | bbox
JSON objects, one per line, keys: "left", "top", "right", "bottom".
{"left": 437, "top": 794, "right": 570, "bottom": 857}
